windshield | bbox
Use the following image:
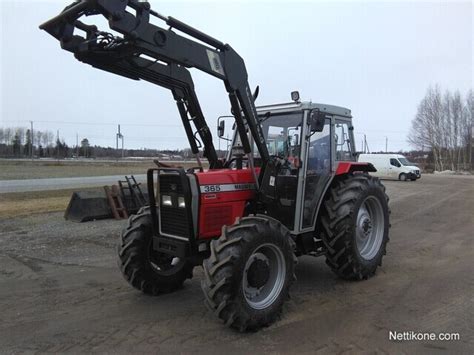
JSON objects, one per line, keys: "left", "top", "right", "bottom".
{"left": 398, "top": 157, "right": 414, "bottom": 166}
{"left": 232, "top": 112, "right": 304, "bottom": 159}
{"left": 260, "top": 112, "right": 303, "bottom": 158}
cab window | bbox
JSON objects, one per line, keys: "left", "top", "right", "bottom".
{"left": 335, "top": 122, "right": 352, "bottom": 161}
{"left": 390, "top": 158, "right": 401, "bottom": 167}
{"left": 258, "top": 112, "right": 303, "bottom": 160}
{"left": 307, "top": 120, "right": 331, "bottom": 173}
{"left": 266, "top": 126, "right": 288, "bottom": 157}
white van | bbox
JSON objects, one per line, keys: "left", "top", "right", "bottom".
{"left": 358, "top": 154, "right": 421, "bottom": 181}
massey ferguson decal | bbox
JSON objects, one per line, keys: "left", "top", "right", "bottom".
{"left": 200, "top": 183, "right": 256, "bottom": 193}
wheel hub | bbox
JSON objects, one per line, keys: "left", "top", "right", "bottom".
{"left": 356, "top": 196, "right": 385, "bottom": 260}
{"left": 242, "top": 243, "right": 286, "bottom": 310}
{"left": 247, "top": 257, "right": 270, "bottom": 289}
{"left": 361, "top": 218, "right": 372, "bottom": 236}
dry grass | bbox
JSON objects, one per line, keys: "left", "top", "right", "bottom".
{"left": 0, "top": 188, "right": 95, "bottom": 218}
{"left": 0, "top": 159, "right": 208, "bottom": 217}
{"left": 0, "top": 159, "right": 205, "bottom": 180}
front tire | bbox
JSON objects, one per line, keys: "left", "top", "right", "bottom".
{"left": 399, "top": 173, "right": 407, "bottom": 181}
{"left": 201, "top": 216, "right": 296, "bottom": 331}
{"left": 320, "top": 174, "right": 390, "bottom": 280}
{"left": 118, "top": 207, "right": 193, "bottom": 295}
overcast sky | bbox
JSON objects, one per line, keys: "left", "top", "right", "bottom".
{"left": 0, "top": 0, "right": 472, "bottom": 152}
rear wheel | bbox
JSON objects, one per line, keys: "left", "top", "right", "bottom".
{"left": 118, "top": 207, "right": 193, "bottom": 295}
{"left": 320, "top": 174, "right": 390, "bottom": 280}
{"left": 201, "top": 216, "right": 296, "bottom": 331}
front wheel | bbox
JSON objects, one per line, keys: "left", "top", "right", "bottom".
{"left": 399, "top": 173, "right": 407, "bottom": 181}
{"left": 320, "top": 174, "right": 390, "bottom": 280}
{"left": 117, "top": 207, "right": 193, "bottom": 295}
{"left": 201, "top": 216, "right": 296, "bottom": 331}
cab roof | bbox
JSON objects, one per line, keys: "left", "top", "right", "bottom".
{"left": 256, "top": 101, "right": 352, "bottom": 118}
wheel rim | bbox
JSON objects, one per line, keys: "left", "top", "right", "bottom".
{"left": 242, "top": 243, "right": 286, "bottom": 310}
{"left": 356, "top": 196, "right": 385, "bottom": 260}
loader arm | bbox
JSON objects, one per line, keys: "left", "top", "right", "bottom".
{"left": 39, "top": 0, "right": 270, "bottom": 172}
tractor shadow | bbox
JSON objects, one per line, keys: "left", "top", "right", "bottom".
{"left": 291, "top": 255, "right": 342, "bottom": 297}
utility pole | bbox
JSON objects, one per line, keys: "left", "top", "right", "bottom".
{"left": 116, "top": 124, "right": 119, "bottom": 154}
{"left": 385, "top": 136, "right": 388, "bottom": 153}
{"left": 56, "top": 130, "right": 59, "bottom": 161}
{"left": 76, "top": 133, "right": 79, "bottom": 158}
{"left": 116, "top": 124, "right": 120, "bottom": 160}
{"left": 30, "top": 121, "right": 34, "bottom": 161}
{"left": 116, "top": 124, "right": 124, "bottom": 159}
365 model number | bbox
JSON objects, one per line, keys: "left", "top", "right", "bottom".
{"left": 203, "top": 185, "right": 221, "bottom": 193}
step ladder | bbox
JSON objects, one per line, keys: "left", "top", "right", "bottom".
{"left": 104, "top": 185, "right": 128, "bottom": 220}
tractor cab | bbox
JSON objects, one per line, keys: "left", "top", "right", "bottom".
{"left": 219, "top": 99, "right": 357, "bottom": 234}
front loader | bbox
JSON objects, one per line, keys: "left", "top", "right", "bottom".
{"left": 41, "top": 0, "right": 390, "bottom": 331}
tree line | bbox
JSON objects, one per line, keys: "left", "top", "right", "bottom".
{"left": 0, "top": 127, "right": 62, "bottom": 158}
{"left": 0, "top": 127, "right": 227, "bottom": 159}
{"left": 408, "top": 86, "right": 473, "bottom": 171}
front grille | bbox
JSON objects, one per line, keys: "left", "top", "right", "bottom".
{"left": 159, "top": 174, "right": 184, "bottom": 194}
{"left": 159, "top": 174, "right": 190, "bottom": 238}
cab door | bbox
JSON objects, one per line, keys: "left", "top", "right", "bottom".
{"left": 300, "top": 118, "right": 332, "bottom": 230}
{"left": 389, "top": 158, "right": 401, "bottom": 179}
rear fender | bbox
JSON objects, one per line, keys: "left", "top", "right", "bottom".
{"left": 335, "top": 161, "right": 376, "bottom": 175}
{"left": 310, "top": 162, "right": 376, "bottom": 240}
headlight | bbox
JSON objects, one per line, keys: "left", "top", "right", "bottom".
{"left": 162, "top": 195, "right": 172, "bottom": 206}
{"left": 178, "top": 196, "right": 186, "bottom": 208}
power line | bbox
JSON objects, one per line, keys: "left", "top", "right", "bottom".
{"left": 2, "top": 120, "right": 182, "bottom": 127}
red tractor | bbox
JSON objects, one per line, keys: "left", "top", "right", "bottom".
{"left": 41, "top": 0, "right": 390, "bottom": 331}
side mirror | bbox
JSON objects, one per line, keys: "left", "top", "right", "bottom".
{"left": 217, "top": 120, "right": 225, "bottom": 137}
{"left": 309, "top": 109, "right": 326, "bottom": 132}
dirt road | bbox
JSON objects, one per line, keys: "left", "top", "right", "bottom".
{"left": 0, "top": 175, "right": 473, "bottom": 353}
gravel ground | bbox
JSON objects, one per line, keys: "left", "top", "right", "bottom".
{"left": 0, "top": 174, "right": 473, "bottom": 353}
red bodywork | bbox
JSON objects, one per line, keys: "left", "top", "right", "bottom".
{"left": 335, "top": 161, "right": 375, "bottom": 175}
{"left": 195, "top": 168, "right": 257, "bottom": 239}
{"left": 194, "top": 162, "right": 372, "bottom": 239}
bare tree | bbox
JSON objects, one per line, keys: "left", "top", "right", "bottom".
{"left": 409, "top": 85, "right": 473, "bottom": 171}
{"left": 42, "top": 131, "right": 54, "bottom": 147}
{"left": 36, "top": 130, "right": 43, "bottom": 149}
{"left": 465, "top": 90, "right": 474, "bottom": 169}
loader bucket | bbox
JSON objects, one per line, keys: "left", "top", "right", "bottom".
{"left": 64, "top": 190, "right": 112, "bottom": 222}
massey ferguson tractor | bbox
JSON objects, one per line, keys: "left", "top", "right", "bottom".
{"left": 41, "top": 0, "right": 390, "bottom": 331}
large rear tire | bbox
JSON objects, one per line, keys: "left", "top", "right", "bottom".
{"left": 117, "top": 207, "right": 193, "bottom": 295}
{"left": 201, "top": 215, "right": 297, "bottom": 331}
{"left": 320, "top": 174, "right": 390, "bottom": 280}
